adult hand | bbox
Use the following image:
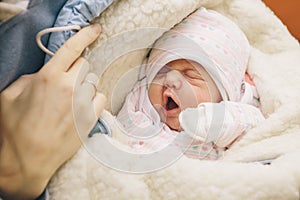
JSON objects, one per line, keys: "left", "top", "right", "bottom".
{"left": 0, "top": 24, "right": 106, "bottom": 200}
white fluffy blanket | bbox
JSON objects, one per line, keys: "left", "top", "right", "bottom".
{"left": 48, "top": 0, "right": 300, "bottom": 199}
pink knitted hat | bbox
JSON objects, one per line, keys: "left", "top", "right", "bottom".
{"left": 145, "top": 7, "right": 251, "bottom": 101}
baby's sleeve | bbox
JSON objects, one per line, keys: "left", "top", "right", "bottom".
{"left": 179, "top": 101, "right": 265, "bottom": 148}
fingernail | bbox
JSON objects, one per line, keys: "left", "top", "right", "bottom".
{"left": 91, "top": 24, "right": 101, "bottom": 35}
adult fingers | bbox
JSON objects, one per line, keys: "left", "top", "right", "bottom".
{"left": 43, "top": 24, "right": 101, "bottom": 73}
{"left": 93, "top": 92, "right": 107, "bottom": 118}
{"left": 73, "top": 72, "right": 99, "bottom": 116}
{"left": 72, "top": 85, "right": 106, "bottom": 138}
{"left": 79, "top": 82, "right": 96, "bottom": 103}
{"left": 76, "top": 73, "right": 99, "bottom": 102}
{"left": 68, "top": 57, "right": 90, "bottom": 84}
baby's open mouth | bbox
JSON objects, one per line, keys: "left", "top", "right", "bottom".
{"left": 166, "top": 96, "right": 179, "bottom": 111}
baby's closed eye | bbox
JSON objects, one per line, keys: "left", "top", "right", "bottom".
{"left": 183, "top": 69, "right": 204, "bottom": 80}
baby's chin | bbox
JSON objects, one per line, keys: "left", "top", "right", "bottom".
{"left": 152, "top": 104, "right": 181, "bottom": 131}
{"left": 166, "top": 117, "right": 181, "bottom": 131}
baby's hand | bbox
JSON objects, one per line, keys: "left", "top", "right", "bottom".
{"left": 179, "top": 102, "right": 265, "bottom": 148}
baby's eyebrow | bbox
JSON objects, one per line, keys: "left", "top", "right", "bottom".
{"left": 186, "top": 65, "right": 200, "bottom": 73}
{"left": 188, "top": 63, "right": 206, "bottom": 74}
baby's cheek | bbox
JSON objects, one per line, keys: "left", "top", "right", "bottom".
{"left": 148, "top": 83, "right": 163, "bottom": 104}
{"left": 195, "top": 89, "right": 210, "bottom": 103}
{"left": 153, "top": 104, "right": 166, "bottom": 122}
{"left": 201, "top": 85, "right": 222, "bottom": 103}
{"left": 177, "top": 83, "right": 199, "bottom": 109}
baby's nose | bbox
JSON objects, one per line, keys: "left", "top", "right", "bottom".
{"left": 164, "top": 70, "right": 182, "bottom": 89}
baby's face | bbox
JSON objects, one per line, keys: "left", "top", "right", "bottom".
{"left": 148, "top": 59, "right": 221, "bottom": 131}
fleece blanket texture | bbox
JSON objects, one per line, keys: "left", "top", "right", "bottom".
{"left": 48, "top": 0, "right": 300, "bottom": 199}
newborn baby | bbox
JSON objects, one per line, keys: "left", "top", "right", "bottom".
{"left": 117, "top": 7, "right": 265, "bottom": 160}
{"left": 148, "top": 59, "right": 222, "bottom": 131}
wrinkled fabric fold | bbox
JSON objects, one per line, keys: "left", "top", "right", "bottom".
{"left": 45, "top": 0, "right": 115, "bottom": 62}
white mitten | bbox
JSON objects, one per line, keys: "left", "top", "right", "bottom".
{"left": 179, "top": 101, "right": 265, "bottom": 148}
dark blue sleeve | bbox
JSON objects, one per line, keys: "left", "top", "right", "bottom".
{"left": 0, "top": 0, "right": 68, "bottom": 92}
{"left": 35, "top": 189, "right": 49, "bottom": 200}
